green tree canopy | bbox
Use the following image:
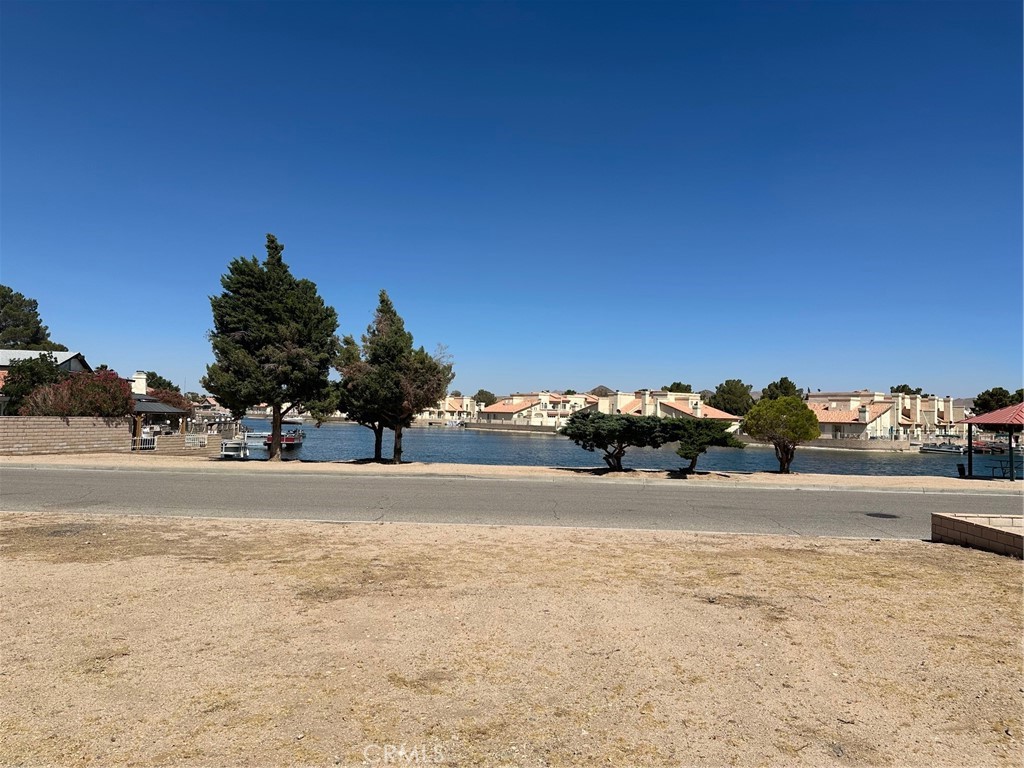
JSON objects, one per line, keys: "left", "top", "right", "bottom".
{"left": 202, "top": 234, "right": 339, "bottom": 460}
{"left": 19, "top": 371, "right": 133, "bottom": 417}
{"left": 663, "top": 381, "right": 692, "bottom": 393}
{"left": 707, "top": 379, "right": 754, "bottom": 416}
{"left": 0, "top": 285, "right": 68, "bottom": 351}
{"left": 145, "top": 371, "right": 180, "bottom": 392}
{"left": 973, "top": 387, "right": 1024, "bottom": 416}
{"left": 563, "top": 389, "right": 578, "bottom": 396}
{"left": 471, "top": 389, "right": 497, "bottom": 407}
{"left": 337, "top": 291, "right": 453, "bottom": 463}
{"left": 450, "top": 390, "right": 462, "bottom": 397}
{"left": 0, "top": 353, "right": 67, "bottom": 413}
{"left": 560, "top": 411, "right": 677, "bottom": 472}
{"left": 890, "top": 384, "right": 934, "bottom": 397}
{"left": 761, "top": 376, "right": 802, "bottom": 401}
{"left": 671, "top": 418, "right": 744, "bottom": 473}
{"left": 742, "top": 396, "right": 820, "bottom": 473}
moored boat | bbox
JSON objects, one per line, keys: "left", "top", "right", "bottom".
{"left": 919, "top": 442, "right": 965, "bottom": 455}
{"left": 264, "top": 428, "right": 305, "bottom": 449}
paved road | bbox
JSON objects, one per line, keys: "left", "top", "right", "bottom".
{"left": 2, "top": 466, "right": 1019, "bottom": 539}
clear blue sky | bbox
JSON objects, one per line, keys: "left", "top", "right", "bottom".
{"left": 2, "top": 1, "right": 1020, "bottom": 398}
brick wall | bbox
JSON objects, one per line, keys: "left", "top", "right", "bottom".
{"left": 0, "top": 416, "right": 132, "bottom": 455}
{"left": 932, "top": 513, "right": 1023, "bottom": 558}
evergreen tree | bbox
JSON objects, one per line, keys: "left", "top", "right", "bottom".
{"left": 471, "top": 389, "right": 498, "bottom": 407}
{"left": 742, "top": 396, "right": 820, "bottom": 473}
{"left": 670, "top": 418, "right": 744, "bottom": 473}
{"left": 0, "top": 353, "right": 66, "bottom": 412}
{"left": 339, "top": 291, "right": 453, "bottom": 463}
{"left": 663, "top": 381, "right": 692, "bottom": 393}
{"left": 145, "top": 371, "right": 180, "bottom": 392}
{"left": 0, "top": 285, "right": 68, "bottom": 351}
{"left": 706, "top": 379, "right": 755, "bottom": 416}
{"left": 202, "top": 234, "right": 339, "bottom": 460}
{"left": 761, "top": 376, "right": 801, "bottom": 401}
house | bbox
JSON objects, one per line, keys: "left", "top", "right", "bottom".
{"left": 478, "top": 391, "right": 599, "bottom": 428}
{"left": 805, "top": 391, "right": 965, "bottom": 440}
{"left": 0, "top": 349, "right": 92, "bottom": 389}
{"left": 417, "top": 395, "right": 483, "bottom": 425}
{"left": 601, "top": 389, "right": 740, "bottom": 425}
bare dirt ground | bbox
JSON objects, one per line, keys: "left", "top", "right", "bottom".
{"left": 1, "top": 511, "right": 1021, "bottom": 767}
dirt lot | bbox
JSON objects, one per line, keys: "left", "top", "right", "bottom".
{"left": 1, "top": 512, "right": 1021, "bottom": 767}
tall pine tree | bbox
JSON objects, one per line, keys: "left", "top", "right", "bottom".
{"left": 203, "top": 234, "right": 339, "bottom": 460}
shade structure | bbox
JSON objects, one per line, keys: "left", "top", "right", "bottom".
{"left": 959, "top": 402, "right": 1024, "bottom": 427}
{"left": 958, "top": 402, "right": 1024, "bottom": 481}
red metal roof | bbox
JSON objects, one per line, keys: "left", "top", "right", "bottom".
{"left": 960, "top": 402, "right": 1024, "bottom": 426}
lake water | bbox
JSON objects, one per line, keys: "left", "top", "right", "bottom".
{"left": 241, "top": 419, "right": 992, "bottom": 478}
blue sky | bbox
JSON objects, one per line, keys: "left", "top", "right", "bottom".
{"left": 2, "top": 1, "right": 1020, "bottom": 398}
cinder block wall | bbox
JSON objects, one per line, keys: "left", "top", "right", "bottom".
{"left": 0, "top": 417, "right": 132, "bottom": 455}
{"left": 150, "top": 433, "right": 222, "bottom": 458}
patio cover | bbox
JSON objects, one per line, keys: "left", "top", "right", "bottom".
{"left": 958, "top": 402, "right": 1024, "bottom": 481}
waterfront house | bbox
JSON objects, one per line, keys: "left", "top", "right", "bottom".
{"left": 417, "top": 395, "right": 482, "bottom": 425}
{"left": 478, "top": 391, "right": 599, "bottom": 428}
{"left": 601, "top": 389, "right": 741, "bottom": 425}
{"left": 805, "top": 391, "right": 964, "bottom": 440}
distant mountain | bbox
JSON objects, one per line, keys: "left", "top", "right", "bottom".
{"left": 588, "top": 385, "right": 615, "bottom": 397}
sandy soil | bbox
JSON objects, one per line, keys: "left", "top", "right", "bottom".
{"left": 1, "top": 511, "right": 1021, "bottom": 767}
{"left": 3, "top": 451, "right": 1022, "bottom": 494}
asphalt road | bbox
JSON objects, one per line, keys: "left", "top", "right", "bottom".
{"left": 2, "top": 466, "right": 1020, "bottom": 539}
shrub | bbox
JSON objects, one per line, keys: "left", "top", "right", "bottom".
{"left": 19, "top": 371, "right": 133, "bottom": 417}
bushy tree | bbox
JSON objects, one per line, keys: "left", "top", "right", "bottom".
{"left": 0, "top": 353, "right": 66, "bottom": 413}
{"left": 663, "top": 381, "right": 692, "bottom": 393}
{"left": 890, "top": 384, "right": 934, "bottom": 397}
{"left": 974, "top": 387, "right": 1024, "bottom": 416}
{"left": 471, "top": 389, "right": 497, "bottom": 407}
{"left": 560, "top": 411, "right": 676, "bottom": 472}
{"left": 338, "top": 291, "right": 453, "bottom": 463}
{"left": 563, "top": 389, "right": 578, "bottom": 396}
{"left": 450, "top": 390, "right": 462, "bottom": 397}
{"left": 150, "top": 388, "right": 193, "bottom": 415}
{"left": 742, "top": 396, "right": 820, "bottom": 473}
{"left": 670, "top": 418, "right": 744, "bottom": 473}
{"left": 202, "top": 234, "right": 339, "bottom": 460}
{"left": 707, "top": 379, "right": 754, "bottom": 416}
{"left": 145, "top": 371, "right": 180, "bottom": 392}
{"left": 761, "top": 376, "right": 802, "bottom": 401}
{"left": 0, "top": 285, "right": 68, "bottom": 351}
{"left": 19, "top": 371, "right": 133, "bottom": 417}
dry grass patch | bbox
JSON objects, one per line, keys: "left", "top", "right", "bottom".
{"left": 1, "top": 512, "right": 1021, "bottom": 767}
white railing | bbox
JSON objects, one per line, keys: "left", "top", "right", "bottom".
{"left": 131, "top": 436, "right": 156, "bottom": 451}
{"left": 184, "top": 434, "right": 208, "bottom": 449}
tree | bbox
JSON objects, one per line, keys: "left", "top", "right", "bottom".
{"left": 450, "top": 390, "right": 463, "bottom": 397}
{"left": 0, "top": 352, "right": 67, "bottom": 413}
{"left": 742, "top": 396, "right": 820, "bottom": 473}
{"left": 338, "top": 291, "right": 454, "bottom": 463}
{"left": 19, "top": 371, "right": 133, "bottom": 417}
{"left": 560, "top": 411, "right": 676, "bottom": 472}
{"left": 563, "top": 389, "right": 578, "bottom": 396}
{"left": 706, "top": 379, "right": 754, "bottom": 416}
{"left": 890, "top": 384, "right": 923, "bottom": 396}
{"left": 663, "top": 381, "right": 692, "bottom": 393}
{"left": 761, "top": 376, "right": 802, "bottom": 401}
{"left": 145, "top": 371, "right": 180, "bottom": 392}
{"left": 202, "top": 234, "right": 339, "bottom": 460}
{"left": 0, "top": 285, "right": 68, "bottom": 351}
{"left": 974, "top": 387, "right": 1024, "bottom": 416}
{"left": 151, "top": 388, "right": 194, "bottom": 415}
{"left": 471, "top": 389, "right": 497, "bottom": 407}
{"left": 669, "top": 418, "right": 744, "bottom": 473}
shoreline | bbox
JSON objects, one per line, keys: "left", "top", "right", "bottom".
{"left": 2, "top": 451, "right": 1021, "bottom": 495}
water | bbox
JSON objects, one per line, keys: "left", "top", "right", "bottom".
{"left": 241, "top": 419, "right": 994, "bottom": 478}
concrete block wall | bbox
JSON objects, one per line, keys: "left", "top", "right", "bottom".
{"left": 0, "top": 417, "right": 132, "bottom": 455}
{"left": 147, "top": 433, "right": 222, "bottom": 458}
{"left": 932, "top": 513, "right": 1023, "bottom": 559}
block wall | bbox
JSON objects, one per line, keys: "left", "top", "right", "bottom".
{"left": 0, "top": 417, "right": 132, "bottom": 455}
{"left": 932, "top": 513, "right": 1023, "bottom": 559}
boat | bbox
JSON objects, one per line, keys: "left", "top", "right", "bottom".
{"left": 919, "top": 442, "right": 965, "bottom": 455}
{"left": 264, "top": 428, "right": 305, "bottom": 449}
{"left": 219, "top": 438, "right": 249, "bottom": 459}
{"left": 282, "top": 416, "right": 304, "bottom": 425}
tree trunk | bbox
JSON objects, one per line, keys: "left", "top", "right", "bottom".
{"left": 392, "top": 424, "right": 404, "bottom": 464}
{"left": 775, "top": 442, "right": 795, "bottom": 473}
{"left": 372, "top": 424, "right": 384, "bottom": 461}
{"left": 686, "top": 455, "right": 699, "bottom": 473}
{"left": 269, "top": 403, "right": 282, "bottom": 461}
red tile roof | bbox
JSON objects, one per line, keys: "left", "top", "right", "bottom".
{"left": 960, "top": 402, "right": 1024, "bottom": 426}
{"left": 481, "top": 399, "right": 538, "bottom": 414}
{"left": 618, "top": 398, "right": 642, "bottom": 414}
{"left": 809, "top": 403, "right": 891, "bottom": 424}
{"left": 659, "top": 400, "right": 740, "bottom": 420}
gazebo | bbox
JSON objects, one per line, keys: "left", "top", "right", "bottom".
{"left": 958, "top": 402, "right": 1024, "bottom": 482}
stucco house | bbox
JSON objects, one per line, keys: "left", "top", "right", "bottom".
{"left": 417, "top": 395, "right": 483, "bottom": 425}
{"left": 602, "top": 389, "right": 740, "bottom": 425}
{"left": 805, "top": 391, "right": 964, "bottom": 440}
{"left": 478, "top": 391, "right": 599, "bottom": 428}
